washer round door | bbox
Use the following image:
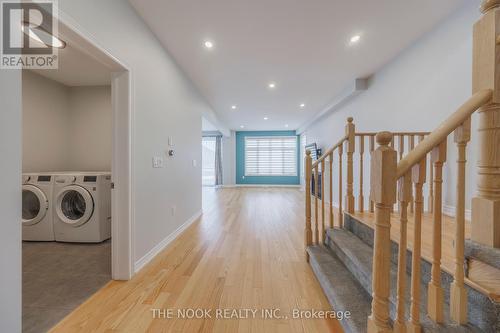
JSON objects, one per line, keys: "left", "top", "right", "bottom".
{"left": 55, "top": 185, "right": 94, "bottom": 227}
{"left": 22, "top": 185, "right": 49, "bottom": 226}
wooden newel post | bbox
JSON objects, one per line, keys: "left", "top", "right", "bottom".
{"left": 367, "top": 132, "right": 397, "bottom": 333}
{"left": 305, "top": 150, "right": 313, "bottom": 261}
{"left": 472, "top": 0, "right": 500, "bottom": 248}
{"left": 346, "top": 117, "right": 356, "bottom": 213}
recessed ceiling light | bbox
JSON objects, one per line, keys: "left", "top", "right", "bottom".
{"left": 285, "top": 124, "right": 289, "bottom": 128}
{"left": 231, "top": 105, "right": 237, "bottom": 110}
{"left": 21, "top": 21, "right": 66, "bottom": 48}
{"left": 268, "top": 82, "right": 276, "bottom": 89}
{"left": 264, "top": 117, "right": 269, "bottom": 120}
{"left": 300, "top": 103, "right": 306, "bottom": 108}
{"left": 204, "top": 40, "right": 214, "bottom": 49}
{"left": 349, "top": 34, "right": 361, "bottom": 44}
{"left": 240, "top": 125, "right": 245, "bottom": 129}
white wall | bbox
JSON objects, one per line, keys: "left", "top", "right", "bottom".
{"left": 305, "top": 2, "right": 480, "bottom": 211}
{"left": 67, "top": 86, "right": 112, "bottom": 171}
{"left": 22, "top": 71, "right": 112, "bottom": 173}
{"left": 22, "top": 71, "right": 71, "bottom": 172}
{"left": 0, "top": 70, "right": 22, "bottom": 332}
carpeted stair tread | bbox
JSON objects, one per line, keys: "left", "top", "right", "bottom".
{"left": 325, "top": 228, "right": 483, "bottom": 332}
{"left": 306, "top": 245, "right": 371, "bottom": 333}
{"left": 464, "top": 240, "right": 500, "bottom": 271}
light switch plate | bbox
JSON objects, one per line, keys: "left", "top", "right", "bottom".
{"left": 152, "top": 156, "right": 164, "bottom": 168}
{"left": 168, "top": 136, "right": 173, "bottom": 146}
{"left": 192, "top": 159, "right": 197, "bottom": 167}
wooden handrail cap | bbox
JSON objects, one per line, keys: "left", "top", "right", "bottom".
{"left": 306, "top": 150, "right": 311, "bottom": 156}
{"left": 481, "top": 0, "right": 500, "bottom": 13}
{"left": 376, "top": 131, "right": 392, "bottom": 146}
{"left": 347, "top": 117, "right": 354, "bottom": 123}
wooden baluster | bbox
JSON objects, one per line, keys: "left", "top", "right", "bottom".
{"left": 329, "top": 153, "right": 334, "bottom": 229}
{"left": 359, "top": 135, "right": 365, "bottom": 212}
{"left": 408, "top": 157, "right": 426, "bottom": 333}
{"left": 418, "top": 135, "right": 425, "bottom": 212}
{"left": 397, "top": 135, "right": 405, "bottom": 213}
{"left": 427, "top": 141, "right": 447, "bottom": 323}
{"left": 314, "top": 166, "right": 319, "bottom": 245}
{"left": 367, "top": 132, "right": 397, "bottom": 333}
{"left": 305, "top": 150, "right": 313, "bottom": 260}
{"left": 428, "top": 160, "right": 434, "bottom": 213}
{"left": 345, "top": 117, "right": 356, "bottom": 213}
{"left": 409, "top": 135, "right": 415, "bottom": 214}
{"left": 390, "top": 137, "right": 396, "bottom": 213}
{"left": 394, "top": 172, "right": 411, "bottom": 333}
{"left": 450, "top": 119, "right": 471, "bottom": 324}
{"left": 398, "top": 135, "right": 405, "bottom": 161}
{"left": 369, "top": 135, "right": 375, "bottom": 213}
{"left": 321, "top": 160, "right": 326, "bottom": 243}
{"left": 338, "top": 143, "right": 344, "bottom": 227}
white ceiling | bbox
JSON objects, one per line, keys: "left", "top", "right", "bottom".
{"left": 30, "top": 37, "right": 112, "bottom": 86}
{"left": 130, "top": 0, "right": 467, "bottom": 131}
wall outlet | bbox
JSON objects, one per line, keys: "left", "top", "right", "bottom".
{"left": 171, "top": 205, "right": 176, "bottom": 216}
{"left": 192, "top": 159, "right": 197, "bottom": 167}
{"left": 152, "top": 156, "right": 164, "bottom": 168}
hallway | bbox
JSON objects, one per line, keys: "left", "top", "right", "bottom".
{"left": 50, "top": 187, "right": 341, "bottom": 332}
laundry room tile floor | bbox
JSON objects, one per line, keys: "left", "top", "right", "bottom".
{"left": 22, "top": 240, "right": 111, "bottom": 333}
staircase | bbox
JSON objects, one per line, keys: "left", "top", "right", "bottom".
{"left": 302, "top": 2, "right": 500, "bottom": 332}
{"left": 307, "top": 216, "right": 500, "bottom": 332}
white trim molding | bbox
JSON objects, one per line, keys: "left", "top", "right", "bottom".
{"left": 235, "top": 184, "right": 301, "bottom": 188}
{"left": 443, "top": 205, "right": 472, "bottom": 221}
{"left": 134, "top": 210, "right": 203, "bottom": 273}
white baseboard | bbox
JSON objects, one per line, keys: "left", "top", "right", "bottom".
{"left": 134, "top": 210, "right": 202, "bottom": 273}
{"left": 233, "top": 184, "right": 301, "bottom": 188}
{"left": 220, "top": 184, "right": 301, "bottom": 188}
{"left": 443, "top": 205, "right": 471, "bottom": 221}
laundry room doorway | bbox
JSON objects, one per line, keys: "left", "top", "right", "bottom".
{"left": 20, "top": 9, "right": 133, "bottom": 333}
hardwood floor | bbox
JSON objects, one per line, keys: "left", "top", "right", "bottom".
{"left": 50, "top": 187, "right": 342, "bottom": 333}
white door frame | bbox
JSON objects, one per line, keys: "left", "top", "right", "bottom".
{"left": 54, "top": 10, "right": 134, "bottom": 280}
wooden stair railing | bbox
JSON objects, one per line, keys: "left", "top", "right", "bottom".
{"left": 367, "top": 89, "right": 493, "bottom": 333}
{"left": 304, "top": 117, "right": 430, "bottom": 255}
{"left": 305, "top": 129, "right": 348, "bottom": 252}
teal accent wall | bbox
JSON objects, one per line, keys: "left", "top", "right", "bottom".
{"left": 236, "top": 131, "right": 300, "bottom": 185}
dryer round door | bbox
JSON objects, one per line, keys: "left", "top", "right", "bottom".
{"left": 22, "top": 185, "right": 49, "bottom": 226}
{"left": 55, "top": 185, "right": 94, "bottom": 227}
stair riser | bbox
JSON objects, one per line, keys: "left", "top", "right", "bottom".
{"left": 326, "top": 232, "right": 401, "bottom": 320}
{"left": 307, "top": 246, "right": 372, "bottom": 333}
{"left": 342, "top": 213, "right": 500, "bottom": 333}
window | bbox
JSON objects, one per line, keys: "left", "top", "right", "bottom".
{"left": 244, "top": 136, "right": 297, "bottom": 176}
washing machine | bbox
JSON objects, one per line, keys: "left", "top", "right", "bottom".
{"left": 22, "top": 173, "right": 55, "bottom": 241}
{"left": 53, "top": 172, "right": 111, "bottom": 243}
